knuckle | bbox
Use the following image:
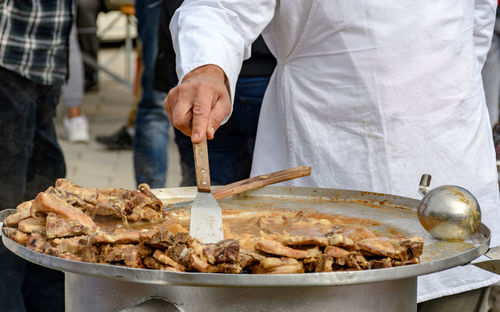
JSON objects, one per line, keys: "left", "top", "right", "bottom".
{"left": 172, "top": 119, "right": 184, "bottom": 129}
{"left": 192, "top": 104, "right": 209, "bottom": 117}
{"left": 172, "top": 118, "right": 189, "bottom": 131}
{"left": 194, "top": 80, "right": 209, "bottom": 92}
{"left": 211, "top": 114, "right": 225, "bottom": 126}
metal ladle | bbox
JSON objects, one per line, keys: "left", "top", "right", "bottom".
{"left": 417, "top": 174, "right": 481, "bottom": 241}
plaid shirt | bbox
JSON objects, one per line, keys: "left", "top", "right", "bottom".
{"left": 0, "top": 0, "right": 75, "bottom": 85}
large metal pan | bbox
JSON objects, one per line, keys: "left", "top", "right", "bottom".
{"left": 0, "top": 186, "right": 491, "bottom": 287}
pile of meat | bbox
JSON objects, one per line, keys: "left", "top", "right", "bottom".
{"left": 2, "top": 179, "right": 424, "bottom": 274}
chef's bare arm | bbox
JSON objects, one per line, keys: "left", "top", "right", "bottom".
{"left": 164, "top": 64, "right": 232, "bottom": 143}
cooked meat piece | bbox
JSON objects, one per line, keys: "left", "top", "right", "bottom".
{"left": 90, "top": 229, "right": 141, "bottom": 244}
{"left": 345, "top": 251, "right": 369, "bottom": 270}
{"left": 98, "top": 187, "right": 161, "bottom": 215}
{"left": 166, "top": 243, "right": 191, "bottom": 266}
{"left": 323, "top": 246, "right": 351, "bottom": 266}
{"left": 55, "top": 178, "right": 98, "bottom": 208}
{"left": 54, "top": 179, "right": 162, "bottom": 223}
{"left": 326, "top": 233, "right": 356, "bottom": 249}
{"left": 252, "top": 257, "right": 304, "bottom": 274}
{"left": 389, "top": 236, "right": 424, "bottom": 262}
{"left": 315, "top": 254, "right": 334, "bottom": 272}
{"left": 138, "top": 183, "right": 163, "bottom": 210}
{"left": 26, "top": 233, "right": 48, "bottom": 253}
{"left": 392, "top": 257, "right": 420, "bottom": 266}
{"left": 188, "top": 253, "right": 213, "bottom": 272}
{"left": 356, "top": 238, "right": 399, "bottom": 258}
{"left": 347, "top": 227, "right": 377, "bottom": 241}
{"left": 81, "top": 245, "right": 100, "bottom": 263}
{"left": 238, "top": 249, "right": 266, "bottom": 267}
{"left": 369, "top": 258, "right": 393, "bottom": 269}
{"left": 3, "top": 227, "right": 29, "bottom": 245}
{"left": 256, "top": 239, "right": 320, "bottom": 259}
{"left": 139, "top": 227, "right": 173, "bottom": 249}
{"left": 18, "top": 217, "right": 45, "bottom": 234}
{"left": 144, "top": 256, "right": 166, "bottom": 270}
{"left": 4, "top": 200, "right": 33, "bottom": 227}
{"left": 152, "top": 250, "right": 186, "bottom": 271}
{"left": 144, "top": 256, "right": 184, "bottom": 271}
{"left": 216, "top": 263, "right": 242, "bottom": 273}
{"left": 45, "top": 213, "right": 86, "bottom": 239}
{"left": 282, "top": 235, "right": 329, "bottom": 247}
{"left": 172, "top": 232, "right": 190, "bottom": 244}
{"left": 50, "top": 235, "right": 88, "bottom": 256}
{"left": 91, "top": 196, "right": 129, "bottom": 225}
{"left": 31, "top": 192, "right": 97, "bottom": 234}
{"left": 99, "top": 244, "right": 151, "bottom": 268}
{"left": 135, "top": 243, "right": 153, "bottom": 257}
{"left": 202, "top": 239, "right": 239, "bottom": 264}
{"left": 126, "top": 207, "right": 161, "bottom": 222}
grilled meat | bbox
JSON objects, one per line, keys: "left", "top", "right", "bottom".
{"left": 2, "top": 179, "right": 424, "bottom": 274}
{"left": 4, "top": 200, "right": 33, "bottom": 227}
{"left": 256, "top": 239, "right": 321, "bottom": 259}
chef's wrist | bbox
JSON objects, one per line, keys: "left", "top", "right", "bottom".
{"left": 183, "top": 64, "right": 226, "bottom": 82}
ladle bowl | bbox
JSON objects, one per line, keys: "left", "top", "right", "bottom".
{"left": 417, "top": 174, "right": 481, "bottom": 241}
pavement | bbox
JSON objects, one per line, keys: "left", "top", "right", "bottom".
{"left": 55, "top": 47, "right": 182, "bottom": 190}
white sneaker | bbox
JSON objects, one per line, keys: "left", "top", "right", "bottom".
{"left": 64, "top": 116, "right": 90, "bottom": 143}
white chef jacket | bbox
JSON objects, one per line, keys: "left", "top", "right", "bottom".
{"left": 171, "top": 0, "right": 500, "bottom": 302}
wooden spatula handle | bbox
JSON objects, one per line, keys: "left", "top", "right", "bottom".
{"left": 193, "top": 138, "right": 211, "bottom": 192}
{"left": 212, "top": 166, "right": 311, "bottom": 200}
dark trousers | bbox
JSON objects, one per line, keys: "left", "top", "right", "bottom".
{"left": 175, "top": 77, "right": 269, "bottom": 186}
{"left": 133, "top": 0, "right": 170, "bottom": 188}
{"left": 0, "top": 66, "right": 66, "bottom": 312}
{"left": 76, "top": 0, "right": 105, "bottom": 86}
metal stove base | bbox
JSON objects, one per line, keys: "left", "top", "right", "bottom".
{"left": 65, "top": 273, "right": 417, "bottom": 312}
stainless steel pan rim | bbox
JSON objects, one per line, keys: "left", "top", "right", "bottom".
{"left": 0, "top": 186, "right": 491, "bottom": 287}
{"left": 1, "top": 231, "right": 489, "bottom": 287}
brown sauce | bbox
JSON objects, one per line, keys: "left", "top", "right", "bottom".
{"left": 94, "top": 208, "right": 403, "bottom": 239}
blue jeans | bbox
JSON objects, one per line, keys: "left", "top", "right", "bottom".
{"left": 0, "top": 66, "right": 65, "bottom": 312}
{"left": 133, "top": 0, "right": 170, "bottom": 188}
{"left": 175, "top": 77, "right": 269, "bottom": 186}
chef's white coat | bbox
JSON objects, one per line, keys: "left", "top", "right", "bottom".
{"left": 171, "top": 0, "right": 500, "bottom": 302}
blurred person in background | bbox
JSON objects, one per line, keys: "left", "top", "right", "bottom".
{"left": 155, "top": 0, "right": 275, "bottom": 187}
{"left": 62, "top": 19, "right": 90, "bottom": 143}
{"left": 0, "top": 1, "right": 74, "bottom": 311}
{"left": 78, "top": 0, "right": 137, "bottom": 150}
{"left": 76, "top": 0, "right": 134, "bottom": 91}
{"left": 133, "top": 0, "right": 169, "bottom": 187}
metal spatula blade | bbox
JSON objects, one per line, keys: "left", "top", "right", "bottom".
{"left": 189, "top": 137, "right": 224, "bottom": 243}
{"left": 190, "top": 191, "right": 224, "bottom": 243}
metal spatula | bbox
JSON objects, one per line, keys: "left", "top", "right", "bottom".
{"left": 190, "top": 137, "right": 224, "bottom": 244}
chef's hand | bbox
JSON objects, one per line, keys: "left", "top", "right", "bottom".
{"left": 164, "top": 65, "right": 231, "bottom": 143}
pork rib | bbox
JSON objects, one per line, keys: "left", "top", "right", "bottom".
{"left": 31, "top": 191, "right": 97, "bottom": 234}
{"left": 256, "top": 239, "right": 320, "bottom": 259}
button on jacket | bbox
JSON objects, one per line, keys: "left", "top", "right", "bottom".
{"left": 171, "top": 0, "right": 500, "bottom": 302}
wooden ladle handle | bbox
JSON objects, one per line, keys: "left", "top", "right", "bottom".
{"left": 212, "top": 166, "right": 311, "bottom": 200}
